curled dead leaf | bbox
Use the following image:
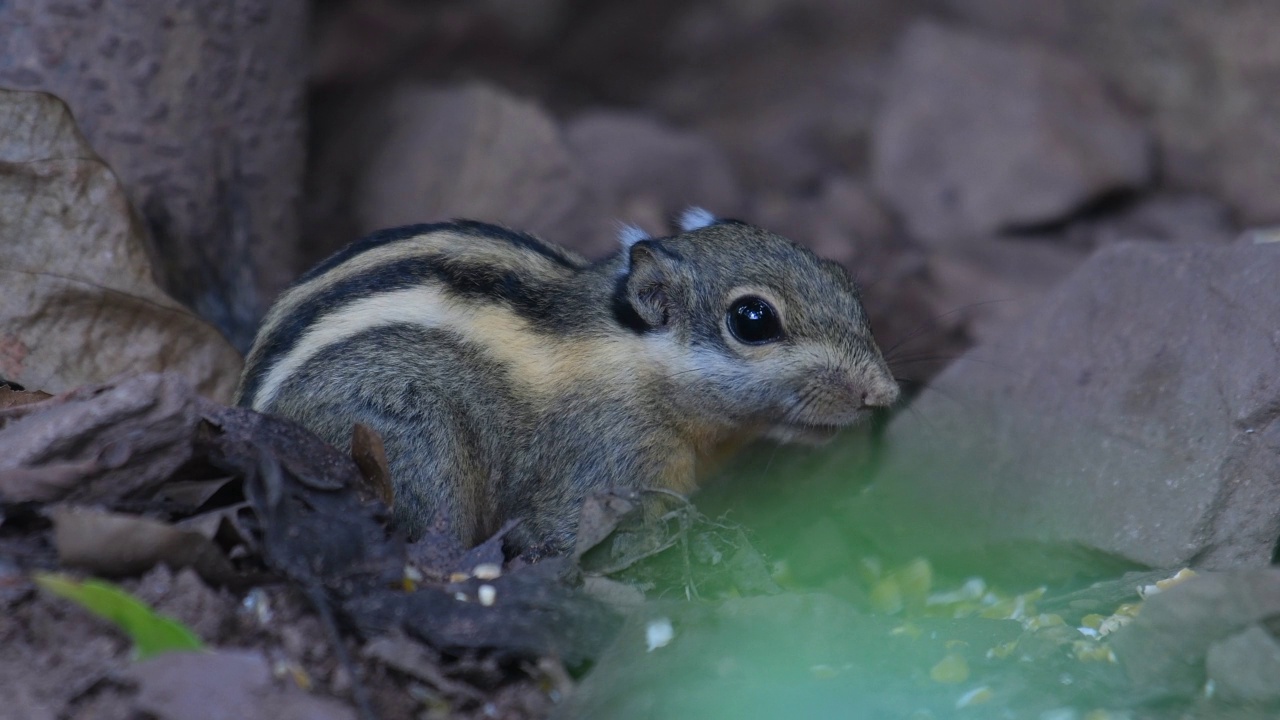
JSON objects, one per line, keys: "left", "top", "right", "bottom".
{"left": 351, "top": 423, "right": 395, "bottom": 507}
{"left": 51, "top": 506, "right": 240, "bottom": 588}
{"left": 0, "top": 89, "right": 242, "bottom": 401}
{"left": 0, "top": 385, "right": 52, "bottom": 410}
{"left": 0, "top": 373, "right": 198, "bottom": 504}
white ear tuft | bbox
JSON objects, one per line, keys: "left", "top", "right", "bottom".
{"left": 678, "top": 207, "right": 716, "bottom": 233}
{"left": 617, "top": 223, "right": 650, "bottom": 249}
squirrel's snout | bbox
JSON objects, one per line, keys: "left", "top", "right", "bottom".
{"left": 860, "top": 377, "right": 901, "bottom": 409}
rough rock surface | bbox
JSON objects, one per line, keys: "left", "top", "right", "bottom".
{"left": 0, "top": 0, "right": 308, "bottom": 349}
{"left": 353, "top": 83, "right": 614, "bottom": 257}
{"left": 945, "top": 0, "right": 1280, "bottom": 226}
{"left": 565, "top": 111, "right": 743, "bottom": 234}
{"left": 848, "top": 240, "right": 1280, "bottom": 573}
{"left": 643, "top": 0, "right": 925, "bottom": 191}
{"left": 923, "top": 237, "right": 1088, "bottom": 344}
{"left": 1112, "top": 570, "right": 1280, "bottom": 699}
{"left": 872, "top": 20, "right": 1152, "bottom": 245}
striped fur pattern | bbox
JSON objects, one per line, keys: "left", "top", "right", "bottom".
{"left": 236, "top": 214, "right": 899, "bottom": 554}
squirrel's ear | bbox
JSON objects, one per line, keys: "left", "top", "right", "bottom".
{"left": 677, "top": 207, "right": 716, "bottom": 233}
{"left": 620, "top": 241, "right": 678, "bottom": 329}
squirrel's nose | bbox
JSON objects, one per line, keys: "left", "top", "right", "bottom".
{"left": 860, "top": 377, "right": 901, "bottom": 409}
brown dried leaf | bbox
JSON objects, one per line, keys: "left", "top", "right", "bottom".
{"left": 0, "top": 385, "right": 51, "bottom": 410}
{"left": 127, "top": 650, "right": 356, "bottom": 720}
{"left": 0, "top": 89, "right": 242, "bottom": 401}
{"left": 351, "top": 422, "right": 394, "bottom": 507}
{"left": 0, "top": 373, "right": 198, "bottom": 504}
{"left": 451, "top": 519, "right": 519, "bottom": 576}
{"left": 52, "top": 506, "right": 240, "bottom": 587}
{"left": 362, "top": 634, "right": 484, "bottom": 702}
{"left": 573, "top": 489, "right": 640, "bottom": 560}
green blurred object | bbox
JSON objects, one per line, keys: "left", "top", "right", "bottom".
{"left": 35, "top": 573, "right": 205, "bottom": 660}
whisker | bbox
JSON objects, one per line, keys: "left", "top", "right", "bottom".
{"left": 881, "top": 299, "right": 1015, "bottom": 358}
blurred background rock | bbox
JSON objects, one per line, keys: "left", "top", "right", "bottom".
{"left": 3, "top": 0, "right": 1276, "bottom": 373}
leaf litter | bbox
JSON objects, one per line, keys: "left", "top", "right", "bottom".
{"left": 0, "top": 371, "right": 724, "bottom": 718}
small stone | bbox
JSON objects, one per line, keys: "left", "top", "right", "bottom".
{"left": 1206, "top": 625, "right": 1280, "bottom": 703}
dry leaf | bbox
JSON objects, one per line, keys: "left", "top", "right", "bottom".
{"left": 127, "top": 650, "right": 356, "bottom": 720}
{"left": 0, "top": 89, "right": 242, "bottom": 401}
{"left": 0, "top": 385, "right": 52, "bottom": 410}
{"left": 351, "top": 422, "right": 394, "bottom": 507}
{"left": 573, "top": 489, "right": 640, "bottom": 560}
{"left": 52, "top": 506, "right": 239, "bottom": 588}
{"left": 362, "top": 634, "right": 485, "bottom": 702}
{"left": 0, "top": 373, "right": 198, "bottom": 504}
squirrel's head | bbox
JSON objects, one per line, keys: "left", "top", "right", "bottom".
{"left": 613, "top": 209, "right": 900, "bottom": 445}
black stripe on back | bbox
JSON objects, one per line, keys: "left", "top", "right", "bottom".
{"left": 240, "top": 253, "right": 573, "bottom": 407}
{"left": 296, "top": 221, "right": 580, "bottom": 286}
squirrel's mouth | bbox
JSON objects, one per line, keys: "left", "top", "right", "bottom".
{"left": 765, "top": 418, "right": 860, "bottom": 445}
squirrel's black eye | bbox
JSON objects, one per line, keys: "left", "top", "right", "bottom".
{"left": 727, "top": 296, "right": 783, "bottom": 344}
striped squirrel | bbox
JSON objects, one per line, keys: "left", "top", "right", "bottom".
{"left": 236, "top": 208, "right": 899, "bottom": 555}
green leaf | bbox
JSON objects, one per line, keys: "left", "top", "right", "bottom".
{"left": 35, "top": 573, "right": 205, "bottom": 660}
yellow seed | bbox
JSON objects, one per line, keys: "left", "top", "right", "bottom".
{"left": 896, "top": 558, "right": 934, "bottom": 601}
{"left": 930, "top": 654, "right": 970, "bottom": 684}
{"left": 890, "top": 623, "right": 923, "bottom": 639}
{"left": 871, "top": 577, "right": 904, "bottom": 615}
{"left": 1081, "top": 613, "right": 1105, "bottom": 629}
{"left": 1114, "top": 603, "right": 1141, "bottom": 617}
{"left": 954, "top": 686, "right": 993, "bottom": 708}
{"left": 986, "top": 640, "right": 1018, "bottom": 659}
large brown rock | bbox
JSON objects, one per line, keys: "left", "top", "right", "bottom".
{"left": 639, "top": 0, "right": 926, "bottom": 191}
{"left": 945, "top": 0, "right": 1280, "bottom": 227}
{"left": 0, "top": 0, "right": 308, "bottom": 349}
{"left": 847, "top": 240, "right": 1280, "bottom": 575}
{"left": 565, "top": 111, "right": 743, "bottom": 235}
{"left": 351, "top": 83, "right": 613, "bottom": 257}
{"left": 871, "top": 20, "right": 1152, "bottom": 246}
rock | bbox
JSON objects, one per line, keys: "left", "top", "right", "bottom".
{"left": 871, "top": 20, "right": 1152, "bottom": 245}
{"left": 642, "top": 1, "right": 925, "bottom": 191}
{"left": 751, "top": 177, "right": 898, "bottom": 267}
{"left": 847, "top": 241, "right": 1280, "bottom": 576}
{"left": 352, "top": 83, "right": 613, "bottom": 257}
{"left": 1110, "top": 570, "right": 1280, "bottom": 698}
{"left": 0, "top": 0, "right": 308, "bottom": 349}
{"left": 944, "top": 0, "right": 1280, "bottom": 226}
{"left": 1061, "top": 193, "right": 1238, "bottom": 247}
{"left": 1206, "top": 625, "right": 1280, "bottom": 704}
{"left": 311, "top": 0, "right": 570, "bottom": 85}
{"left": 565, "top": 111, "right": 743, "bottom": 235}
{"left": 924, "top": 237, "right": 1088, "bottom": 345}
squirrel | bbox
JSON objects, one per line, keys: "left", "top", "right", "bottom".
{"left": 235, "top": 208, "right": 900, "bottom": 555}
